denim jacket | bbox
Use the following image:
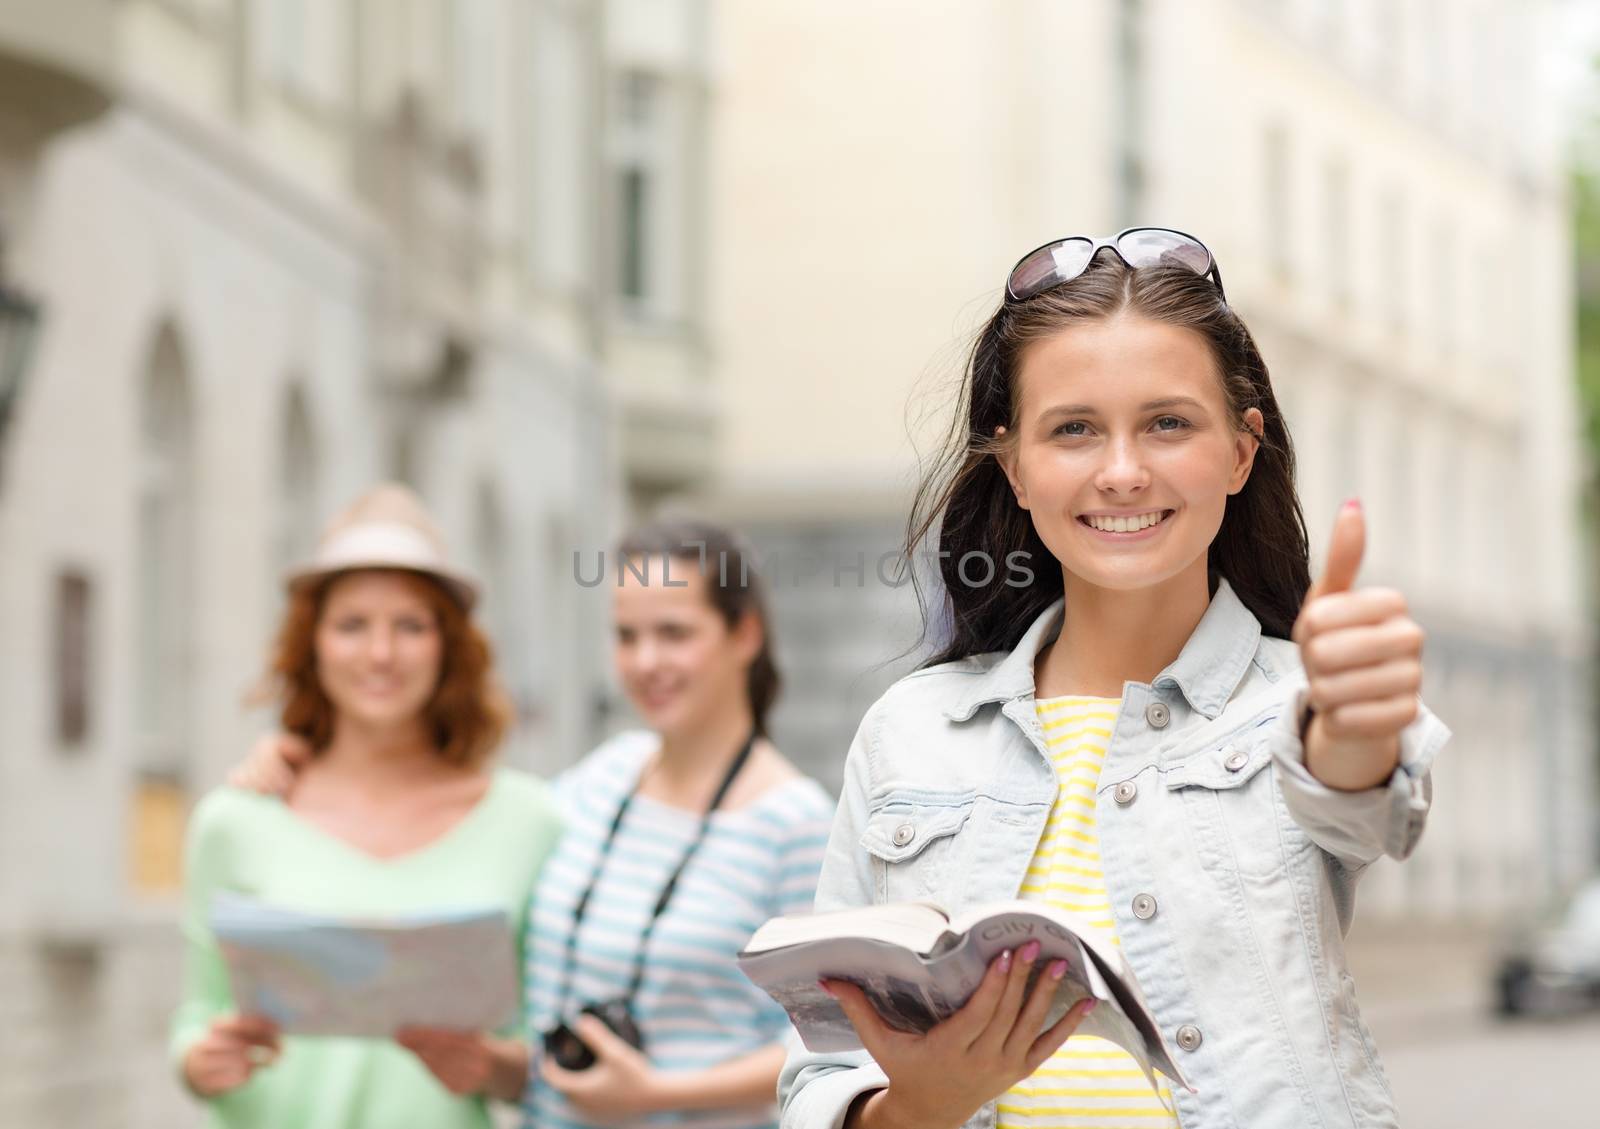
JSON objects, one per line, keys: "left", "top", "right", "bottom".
{"left": 778, "top": 579, "right": 1450, "bottom": 1129}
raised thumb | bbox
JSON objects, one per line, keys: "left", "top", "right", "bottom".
{"left": 1315, "top": 499, "right": 1365, "bottom": 597}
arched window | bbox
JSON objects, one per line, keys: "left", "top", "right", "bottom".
{"left": 132, "top": 322, "right": 194, "bottom": 892}
{"left": 278, "top": 382, "right": 320, "bottom": 572}
{"left": 474, "top": 480, "right": 525, "bottom": 718}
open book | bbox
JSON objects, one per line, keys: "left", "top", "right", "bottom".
{"left": 737, "top": 900, "right": 1190, "bottom": 1093}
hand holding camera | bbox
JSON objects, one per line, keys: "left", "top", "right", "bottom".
{"left": 540, "top": 1012, "right": 670, "bottom": 1118}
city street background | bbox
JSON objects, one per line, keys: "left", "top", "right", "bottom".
{"left": 1346, "top": 920, "right": 1600, "bottom": 1129}
{"left": 2, "top": 1, "right": 1600, "bottom": 1125}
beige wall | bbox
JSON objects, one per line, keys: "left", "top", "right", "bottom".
{"left": 708, "top": 0, "right": 1117, "bottom": 511}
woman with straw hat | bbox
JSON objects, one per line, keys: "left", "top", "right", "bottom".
{"left": 170, "top": 484, "right": 561, "bottom": 1128}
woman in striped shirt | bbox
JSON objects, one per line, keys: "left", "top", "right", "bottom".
{"left": 521, "top": 519, "right": 833, "bottom": 1129}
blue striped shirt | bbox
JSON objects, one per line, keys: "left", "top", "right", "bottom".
{"left": 521, "top": 731, "right": 834, "bottom": 1129}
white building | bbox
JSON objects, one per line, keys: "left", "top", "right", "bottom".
{"left": 702, "top": 0, "right": 1594, "bottom": 922}
{"left": 0, "top": 1, "right": 716, "bottom": 1123}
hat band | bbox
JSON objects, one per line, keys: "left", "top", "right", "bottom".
{"left": 312, "top": 521, "right": 451, "bottom": 572}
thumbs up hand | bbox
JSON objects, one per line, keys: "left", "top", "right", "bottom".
{"left": 1290, "top": 500, "right": 1425, "bottom": 791}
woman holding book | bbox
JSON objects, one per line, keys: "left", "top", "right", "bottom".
{"left": 780, "top": 230, "right": 1449, "bottom": 1129}
{"left": 233, "top": 518, "right": 835, "bottom": 1129}
{"left": 171, "top": 484, "right": 562, "bottom": 1128}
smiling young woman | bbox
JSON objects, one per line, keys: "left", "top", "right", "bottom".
{"left": 780, "top": 232, "right": 1450, "bottom": 1129}
{"left": 170, "top": 485, "right": 561, "bottom": 1129}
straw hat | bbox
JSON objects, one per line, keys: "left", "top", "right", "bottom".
{"left": 284, "top": 483, "right": 480, "bottom": 609}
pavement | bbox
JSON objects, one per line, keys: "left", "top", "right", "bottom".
{"left": 1346, "top": 921, "right": 1600, "bottom": 1129}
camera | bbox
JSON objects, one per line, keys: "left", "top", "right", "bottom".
{"left": 542, "top": 998, "right": 645, "bottom": 1071}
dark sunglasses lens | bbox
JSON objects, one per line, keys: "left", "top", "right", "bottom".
{"left": 1116, "top": 229, "right": 1211, "bottom": 274}
{"left": 1008, "top": 238, "right": 1095, "bottom": 299}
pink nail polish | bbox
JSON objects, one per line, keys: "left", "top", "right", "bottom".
{"left": 1019, "top": 941, "right": 1041, "bottom": 964}
{"left": 817, "top": 979, "right": 836, "bottom": 998}
{"left": 1343, "top": 498, "right": 1361, "bottom": 513}
{"left": 1085, "top": 999, "right": 1099, "bottom": 1013}
{"left": 1049, "top": 960, "right": 1068, "bottom": 981}
{"left": 998, "top": 949, "right": 1013, "bottom": 973}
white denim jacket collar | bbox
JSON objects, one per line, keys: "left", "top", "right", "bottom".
{"left": 940, "top": 577, "right": 1263, "bottom": 724}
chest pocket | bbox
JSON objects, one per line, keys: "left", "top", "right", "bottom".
{"left": 1166, "top": 734, "right": 1309, "bottom": 880}
{"left": 860, "top": 792, "right": 974, "bottom": 903}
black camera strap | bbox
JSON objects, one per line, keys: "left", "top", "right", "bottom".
{"left": 555, "top": 728, "right": 759, "bottom": 1018}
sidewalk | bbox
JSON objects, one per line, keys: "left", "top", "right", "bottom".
{"left": 1343, "top": 920, "right": 1497, "bottom": 1044}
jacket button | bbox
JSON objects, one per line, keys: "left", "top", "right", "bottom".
{"left": 1224, "top": 749, "right": 1249, "bottom": 772}
{"left": 1113, "top": 780, "right": 1138, "bottom": 805}
{"left": 1176, "top": 1024, "right": 1203, "bottom": 1051}
{"left": 1144, "top": 701, "right": 1170, "bottom": 729}
{"left": 1131, "top": 893, "right": 1157, "bottom": 920}
{"left": 892, "top": 823, "right": 916, "bottom": 848}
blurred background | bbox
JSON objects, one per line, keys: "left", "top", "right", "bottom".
{"left": 2, "top": 0, "right": 1599, "bottom": 1125}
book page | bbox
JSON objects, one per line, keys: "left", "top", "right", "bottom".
{"left": 740, "top": 901, "right": 949, "bottom": 956}
{"left": 1078, "top": 942, "right": 1189, "bottom": 1089}
{"left": 738, "top": 939, "right": 946, "bottom": 1053}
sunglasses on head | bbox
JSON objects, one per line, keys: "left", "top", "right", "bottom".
{"left": 1005, "top": 226, "right": 1226, "bottom": 303}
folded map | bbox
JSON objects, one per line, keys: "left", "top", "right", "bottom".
{"left": 210, "top": 893, "right": 518, "bottom": 1037}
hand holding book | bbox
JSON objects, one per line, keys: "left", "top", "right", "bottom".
{"left": 821, "top": 943, "right": 1097, "bottom": 1129}
{"left": 737, "top": 899, "right": 1190, "bottom": 1104}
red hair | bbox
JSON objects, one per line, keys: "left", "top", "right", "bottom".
{"left": 259, "top": 569, "right": 511, "bottom": 767}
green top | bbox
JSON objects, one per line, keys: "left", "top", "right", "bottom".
{"left": 170, "top": 769, "right": 563, "bottom": 1129}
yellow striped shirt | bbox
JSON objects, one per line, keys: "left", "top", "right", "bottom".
{"left": 999, "top": 696, "right": 1177, "bottom": 1129}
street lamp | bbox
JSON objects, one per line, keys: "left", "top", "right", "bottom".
{"left": 0, "top": 251, "right": 40, "bottom": 477}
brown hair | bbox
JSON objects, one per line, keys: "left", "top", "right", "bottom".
{"left": 616, "top": 519, "right": 782, "bottom": 737}
{"left": 260, "top": 569, "right": 511, "bottom": 766}
{"left": 907, "top": 251, "right": 1311, "bottom": 665}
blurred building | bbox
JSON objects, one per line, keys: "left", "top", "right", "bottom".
{"left": 0, "top": 1, "right": 716, "bottom": 1124}
{"left": 703, "top": 0, "right": 1595, "bottom": 923}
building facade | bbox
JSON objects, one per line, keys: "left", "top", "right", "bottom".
{"left": 0, "top": 1, "right": 717, "bottom": 1124}
{"left": 704, "top": 0, "right": 1594, "bottom": 921}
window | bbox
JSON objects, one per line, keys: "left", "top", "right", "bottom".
{"left": 133, "top": 323, "right": 195, "bottom": 894}
{"left": 606, "top": 66, "right": 699, "bottom": 323}
{"left": 55, "top": 570, "right": 92, "bottom": 748}
{"left": 526, "top": 0, "right": 591, "bottom": 294}
{"left": 1420, "top": 0, "right": 1448, "bottom": 119}
{"left": 1113, "top": 0, "right": 1146, "bottom": 225}
{"left": 1372, "top": 0, "right": 1403, "bottom": 88}
{"left": 1432, "top": 217, "right": 1456, "bottom": 359}
{"left": 619, "top": 168, "right": 649, "bottom": 303}
{"left": 260, "top": 0, "right": 341, "bottom": 104}
{"left": 263, "top": 0, "right": 308, "bottom": 85}
{"left": 449, "top": 0, "right": 496, "bottom": 139}
{"left": 474, "top": 480, "right": 526, "bottom": 713}
{"left": 611, "top": 69, "right": 664, "bottom": 314}
{"left": 1387, "top": 401, "right": 1414, "bottom": 584}
{"left": 1303, "top": 0, "right": 1342, "bottom": 57}
{"left": 1376, "top": 187, "right": 1406, "bottom": 336}
{"left": 278, "top": 384, "right": 319, "bottom": 574}
{"left": 1331, "top": 385, "right": 1360, "bottom": 518}
{"left": 1263, "top": 123, "right": 1293, "bottom": 285}
{"left": 1324, "top": 155, "right": 1352, "bottom": 313}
